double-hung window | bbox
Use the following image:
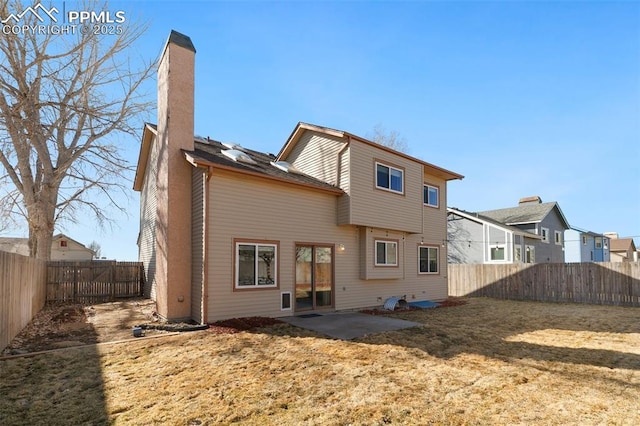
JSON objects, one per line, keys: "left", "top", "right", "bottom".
{"left": 554, "top": 231, "right": 562, "bottom": 245}
{"left": 423, "top": 184, "right": 439, "bottom": 208}
{"left": 419, "top": 246, "right": 439, "bottom": 274}
{"left": 376, "top": 162, "right": 403, "bottom": 194}
{"left": 541, "top": 227, "right": 549, "bottom": 243}
{"left": 235, "top": 241, "right": 278, "bottom": 288}
{"left": 375, "top": 240, "right": 398, "bottom": 266}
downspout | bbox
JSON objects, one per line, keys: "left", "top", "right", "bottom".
{"left": 201, "top": 165, "right": 213, "bottom": 324}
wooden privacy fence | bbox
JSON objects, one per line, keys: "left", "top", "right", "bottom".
{"left": 47, "top": 261, "right": 145, "bottom": 304}
{"left": 0, "top": 251, "right": 47, "bottom": 352}
{"left": 448, "top": 262, "right": 640, "bottom": 307}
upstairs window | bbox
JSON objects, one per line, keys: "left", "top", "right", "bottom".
{"left": 60, "top": 240, "right": 67, "bottom": 248}
{"left": 376, "top": 162, "right": 404, "bottom": 194}
{"left": 554, "top": 231, "right": 562, "bottom": 245}
{"left": 375, "top": 240, "right": 398, "bottom": 266}
{"left": 541, "top": 227, "right": 549, "bottom": 243}
{"left": 595, "top": 237, "right": 603, "bottom": 249}
{"left": 423, "top": 184, "right": 439, "bottom": 208}
{"left": 582, "top": 235, "right": 587, "bottom": 245}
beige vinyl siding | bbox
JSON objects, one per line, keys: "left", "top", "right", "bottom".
{"left": 337, "top": 145, "right": 351, "bottom": 225}
{"left": 285, "top": 130, "right": 347, "bottom": 187}
{"left": 190, "top": 168, "right": 206, "bottom": 323}
{"left": 206, "top": 169, "right": 449, "bottom": 321}
{"left": 139, "top": 136, "right": 159, "bottom": 299}
{"left": 347, "top": 141, "right": 423, "bottom": 233}
{"left": 360, "top": 228, "right": 404, "bottom": 280}
{"left": 50, "top": 240, "right": 94, "bottom": 261}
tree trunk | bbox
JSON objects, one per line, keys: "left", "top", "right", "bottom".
{"left": 27, "top": 191, "right": 57, "bottom": 260}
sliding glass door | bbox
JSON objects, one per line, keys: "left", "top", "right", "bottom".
{"left": 295, "top": 245, "right": 333, "bottom": 311}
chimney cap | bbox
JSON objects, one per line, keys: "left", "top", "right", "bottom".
{"left": 166, "top": 30, "right": 196, "bottom": 53}
{"left": 519, "top": 196, "right": 542, "bottom": 205}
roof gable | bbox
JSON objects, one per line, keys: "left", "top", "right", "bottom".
{"left": 480, "top": 201, "right": 570, "bottom": 229}
{"left": 278, "top": 122, "right": 464, "bottom": 181}
{"left": 610, "top": 238, "right": 636, "bottom": 252}
{"left": 447, "top": 208, "right": 542, "bottom": 240}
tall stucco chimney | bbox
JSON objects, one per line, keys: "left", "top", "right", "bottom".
{"left": 155, "top": 30, "right": 196, "bottom": 321}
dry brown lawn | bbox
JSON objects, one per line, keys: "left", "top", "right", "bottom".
{"left": 1, "top": 297, "right": 639, "bottom": 425}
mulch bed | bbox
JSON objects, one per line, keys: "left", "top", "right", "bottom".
{"left": 207, "top": 316, "right": 285, "bottom": 334}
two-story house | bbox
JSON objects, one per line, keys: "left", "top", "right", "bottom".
{"left": 447, "top": 208, "right": 542, "bottom": 264}
{"left": 447, "top": 196, "right": 569, "bottom": 264}
{"left": 133, "top": 31, "right": 463, "bottom": 323}
{"left": 564, "top": 228, "right": 610, "bottom": 262}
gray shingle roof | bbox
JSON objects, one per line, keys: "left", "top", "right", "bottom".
{"left": 480, "top": 202, "right": 569, "bottom": 228}
{"left": 447, "top": 208, "right": 541, "bottom": 239}
{"left": 183, "top": 139, "right": 343, "bottom": 194}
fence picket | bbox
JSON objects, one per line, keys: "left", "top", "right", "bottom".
{"left": 448, "top": 262, "right": 640, "bottom": 307}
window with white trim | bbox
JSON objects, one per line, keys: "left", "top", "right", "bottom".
{"left": 541, "top": 227, "right": 549, "bottom": 243}
{"left": 423, "top": 184, "right": 439, "bottom": 207}
{"left": 595, "top": 237, "right": 602, "bottom": 249}
{"left": 554, "top": 231, "right": 562, "bottom": 245}
{"left": 490, "top": 246, "right": 506, "bottom": 261}
{"left": 376, "top": 163, "right": 404, "bottom": 194}
{"left": 525, "top": 245, "right": 535, "bottom": 263}
{"left": 418, "top": 246, "right": 439, "bottom": 274}
{"left": 514, "top": 246, "right": 522, "bottom": 262}
{"left": 582, "top": 235, "right": 587, "bottom": 245}
{"left": 235, "top": 242, "right": 278, "bottom": 288}
{"left": 375, "top": 240, "right": 398, "bottom": 266}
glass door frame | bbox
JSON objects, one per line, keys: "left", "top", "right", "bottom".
{"left": 294, "top": 243, "right": 335, "bottom": 312}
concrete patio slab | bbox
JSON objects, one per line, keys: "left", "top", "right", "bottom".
{"left": 279, "top": 312, "right": 422, "bottom": 340}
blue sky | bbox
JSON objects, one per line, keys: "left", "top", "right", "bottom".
{"left": 23, "top": 1, "right": 640, "bottom": 259}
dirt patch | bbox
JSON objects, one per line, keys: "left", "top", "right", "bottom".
{"left": 2, "top": 298, "right": 163, "bottom": 355}
{"left": 3, "top": 299, "right": 288, "bottom": 356}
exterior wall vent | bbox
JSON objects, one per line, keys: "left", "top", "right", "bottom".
{"left": 221, "top": 149, "right": 257, "bottom": 165}
{"left": 270, "top": 161, "right": 303, "bottom": 175}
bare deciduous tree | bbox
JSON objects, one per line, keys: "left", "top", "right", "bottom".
{"left": 368, "top": 123, "right": 409, "bottom": 153}
{"left": 0, "top": 1, "right": 154, "bottom": 259}
{"left": 88, "top": 240, "right": 102, "bottom": 259}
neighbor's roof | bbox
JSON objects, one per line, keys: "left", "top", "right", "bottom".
{"left": 479, "top": 202, "right": 570, "bottom": 229}
{"left": 609, "top": 238, "right": 636, "bottom": 252}
{"left": 447, "top": 207, "right": 542, "bottom": 240}
{"left": 0, "top": 233, "right": 93, "bottom": 256}
{"left": 183, "top": 139, "right": 344, "bottom": 195}
{"left": 278, "top": 122, "right": 464, "bottom": 182}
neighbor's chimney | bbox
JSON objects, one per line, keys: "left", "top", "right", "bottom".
{"left": 519, "top": 196, "right": 542, "bottom": 205}
{"left": 155, "top": 30, "right": 196, "bottom": 322}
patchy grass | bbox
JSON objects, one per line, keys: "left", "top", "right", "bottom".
{"left": 1, "top": 298, "right": 639, "bottom": 425}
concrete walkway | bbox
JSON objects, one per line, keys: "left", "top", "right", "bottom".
{"left": 280, "top": 312, "right": 422, "bottom": 340}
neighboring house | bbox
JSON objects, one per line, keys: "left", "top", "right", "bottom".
{"left": 447, "top": 208, "right": 542, "bottom": 264}
{"left": 0, "top": 234, "right": 95, "bottom": 260}
{"left": 133, "top": 31, "right": 463, "bottom": 323}
{"left": 564, "top": 228, "right": 610, "bottom": 263}
{"left": 605, "top": 233, "right": 638, "bottom": 262}
{"left": 448, "top": 196, "right": 570, "bottom": 264}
